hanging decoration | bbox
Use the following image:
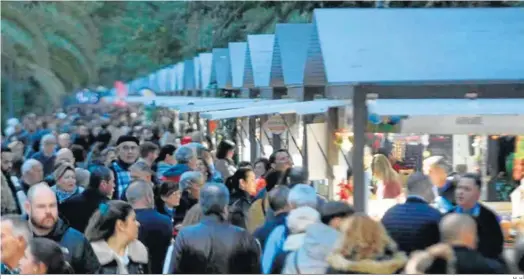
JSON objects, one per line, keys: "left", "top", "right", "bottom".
{"left": 367, "top": 113, "right": 405, "bottom": 133}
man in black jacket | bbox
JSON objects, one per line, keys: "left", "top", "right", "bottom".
{"left": 59, "top": 166, "right": 114, "bottom": 233}
{"left": 440, "top": 213, "right": 506, "bottom": 273}
{"left": 24, "top": 183, "right": 100, "bottom": 274}
{"left": 452, "top": 173, "right": 504, "bottom": 260}
{"left": 167, "top": 183, "right": 260, "bottom": 274}
{"left": 382, "top": 172, "right": 442, "bottom": 254}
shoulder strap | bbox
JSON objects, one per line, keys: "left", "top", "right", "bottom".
{"left": 293, "top": 251, "right": 302, "bottom": 274}
{"left": 261, "top": 195, "right": 267, "bottom": 217}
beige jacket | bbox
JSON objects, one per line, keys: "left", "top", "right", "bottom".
{"left": 1, "top": 173, "right": 18, "bottom": 215}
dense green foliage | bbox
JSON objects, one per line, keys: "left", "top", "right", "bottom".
{"left": 2, "top": 1, "right": 523, "bottom": 120}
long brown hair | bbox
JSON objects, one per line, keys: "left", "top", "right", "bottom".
{"left": 335, "top": 213, "right": 397, "bottom": 261}
{"left": 372, "top": 154, "right": 399, "bottom": 183}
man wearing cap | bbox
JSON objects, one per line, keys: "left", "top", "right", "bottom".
{"left": 110, "top": 135, "right": 140, "bottom": 200}
{"left": 162, "top": 146, "right": 198, "bottom": 183}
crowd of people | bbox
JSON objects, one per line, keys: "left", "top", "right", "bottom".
{"left": 1, "top": 106, "right": 523, "bottom": 274}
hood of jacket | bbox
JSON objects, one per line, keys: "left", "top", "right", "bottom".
{"left": 326, "top": 250, "right": 408, "bottom": 274}
{"left": 304, "top": 223, "right": 340, "bottom": 260}
{"left": 286, "top": 207, "right": 320, "bottom": 234}
{"left": 283, "top": 223, "right": 340, "bottom": 274}
{"left": 41, "top": 218, "right": 70, "bottom": 243}
{"left": 283, "top": 233, "right": 307, "bottom": 252}
{"left": 162, "top": 164, "right": 192, "bottom": 179}
{"left": 91, "top": 240, "right": 148, "bottom": 273}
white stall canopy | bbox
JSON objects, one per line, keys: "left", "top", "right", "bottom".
{"left": 175, "top": 99, "right": 296, "bottom": 113}
{"left": 368, "top": 98, "right": 524, "bottom": 134}
{"left": 126, "top": 96, "right": 246, "bottom": 108}
{"left": 200, "top": 99, "right": 348, "bottom": 120}
{"left": 294, "top": 99, "right": 350, "bottom": 115}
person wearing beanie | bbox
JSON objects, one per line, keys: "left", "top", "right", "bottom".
{"left": 283, "top": 201, "right": 354, "bottom": 274}
{"left": 110, "top": 135, "right": 139, "bottom": 200}
{"left": 50, "top": 163, "right": 85, "bottom": 203}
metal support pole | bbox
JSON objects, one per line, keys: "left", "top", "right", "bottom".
{"left": 249, "top": 117, "right": 258, "bottom": 162}
{"left": 352, "top": 88, "right": 368, "bottom": 213}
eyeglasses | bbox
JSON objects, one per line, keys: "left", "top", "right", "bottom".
{"left": 121, "top": 145, "right": 138, "bottom": 152}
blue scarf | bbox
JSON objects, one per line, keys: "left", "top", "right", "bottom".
{"left": 52, "top": 185, "right": 84, "bottom": 203}
{"left": 454, "top": 203, "right": 481, "bottom": 217}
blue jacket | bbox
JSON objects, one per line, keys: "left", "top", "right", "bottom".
{"left": 253, "top": 212, "right": 288, "bottom": 251}
{"left": 381, "top": 196, "right": 442, "bottom": 255}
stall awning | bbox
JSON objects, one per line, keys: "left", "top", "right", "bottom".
{"left": 295, "top": 99, "right": 350, "bottom": 115}
{"left": 367, "top": 99, "right": 524, "bottom": 116}
{"left": 200, "top": 99, "right": 349, "bottom": 120}
{"left": 176, "top": 99, "right": 295, "bottom": 113}
{"left": 368, "top": 98, "right": 524, "bottom": 134}
{"left": 126, "top": 96, "right": 244, "bottom": 108}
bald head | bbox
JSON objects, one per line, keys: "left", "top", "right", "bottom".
{"left": 56, "top": 148, "right": 75, "bottom": 165}
{"left": 439, "top": 213, "right": 477, "bottom": 249}
{"left": 27, "top": 182, "right": 54, "bottom": 202}
{"left": 25, "top": 183, "right": 59, "bottom": 233}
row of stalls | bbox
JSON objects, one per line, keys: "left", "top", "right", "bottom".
{"left": 118, "top": 8, "right": 524, "bottom": 215}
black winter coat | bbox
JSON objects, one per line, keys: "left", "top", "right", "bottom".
{"left": 445, "top": 204, "right": 504, "bottom": 260}
{"left": 452, "top": 246, "right": 507, "bottom": 274}
{"left": 228, "top": 191, "right": 252, "bottom": 229}
{"left": 35, "top": 218, "right": 100, "bottom": 274}
{"left": 59, "top": 188, "right": 109, "bottom": 233}
{"left": 167, "top": 214, "right": 261, "bottom": 274}
{"left": 173, "top": 191, "right": 198, "bottom": 225}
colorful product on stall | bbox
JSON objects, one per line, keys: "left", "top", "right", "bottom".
{"left": 513, "top": 136, "right": 524, "bottom": 181}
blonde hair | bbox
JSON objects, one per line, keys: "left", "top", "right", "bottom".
{"left": 335, "top": 213, "right": 397, "bottom": 261}
{"left": 372, "top": 154, "right": 399, "bottom": 183}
